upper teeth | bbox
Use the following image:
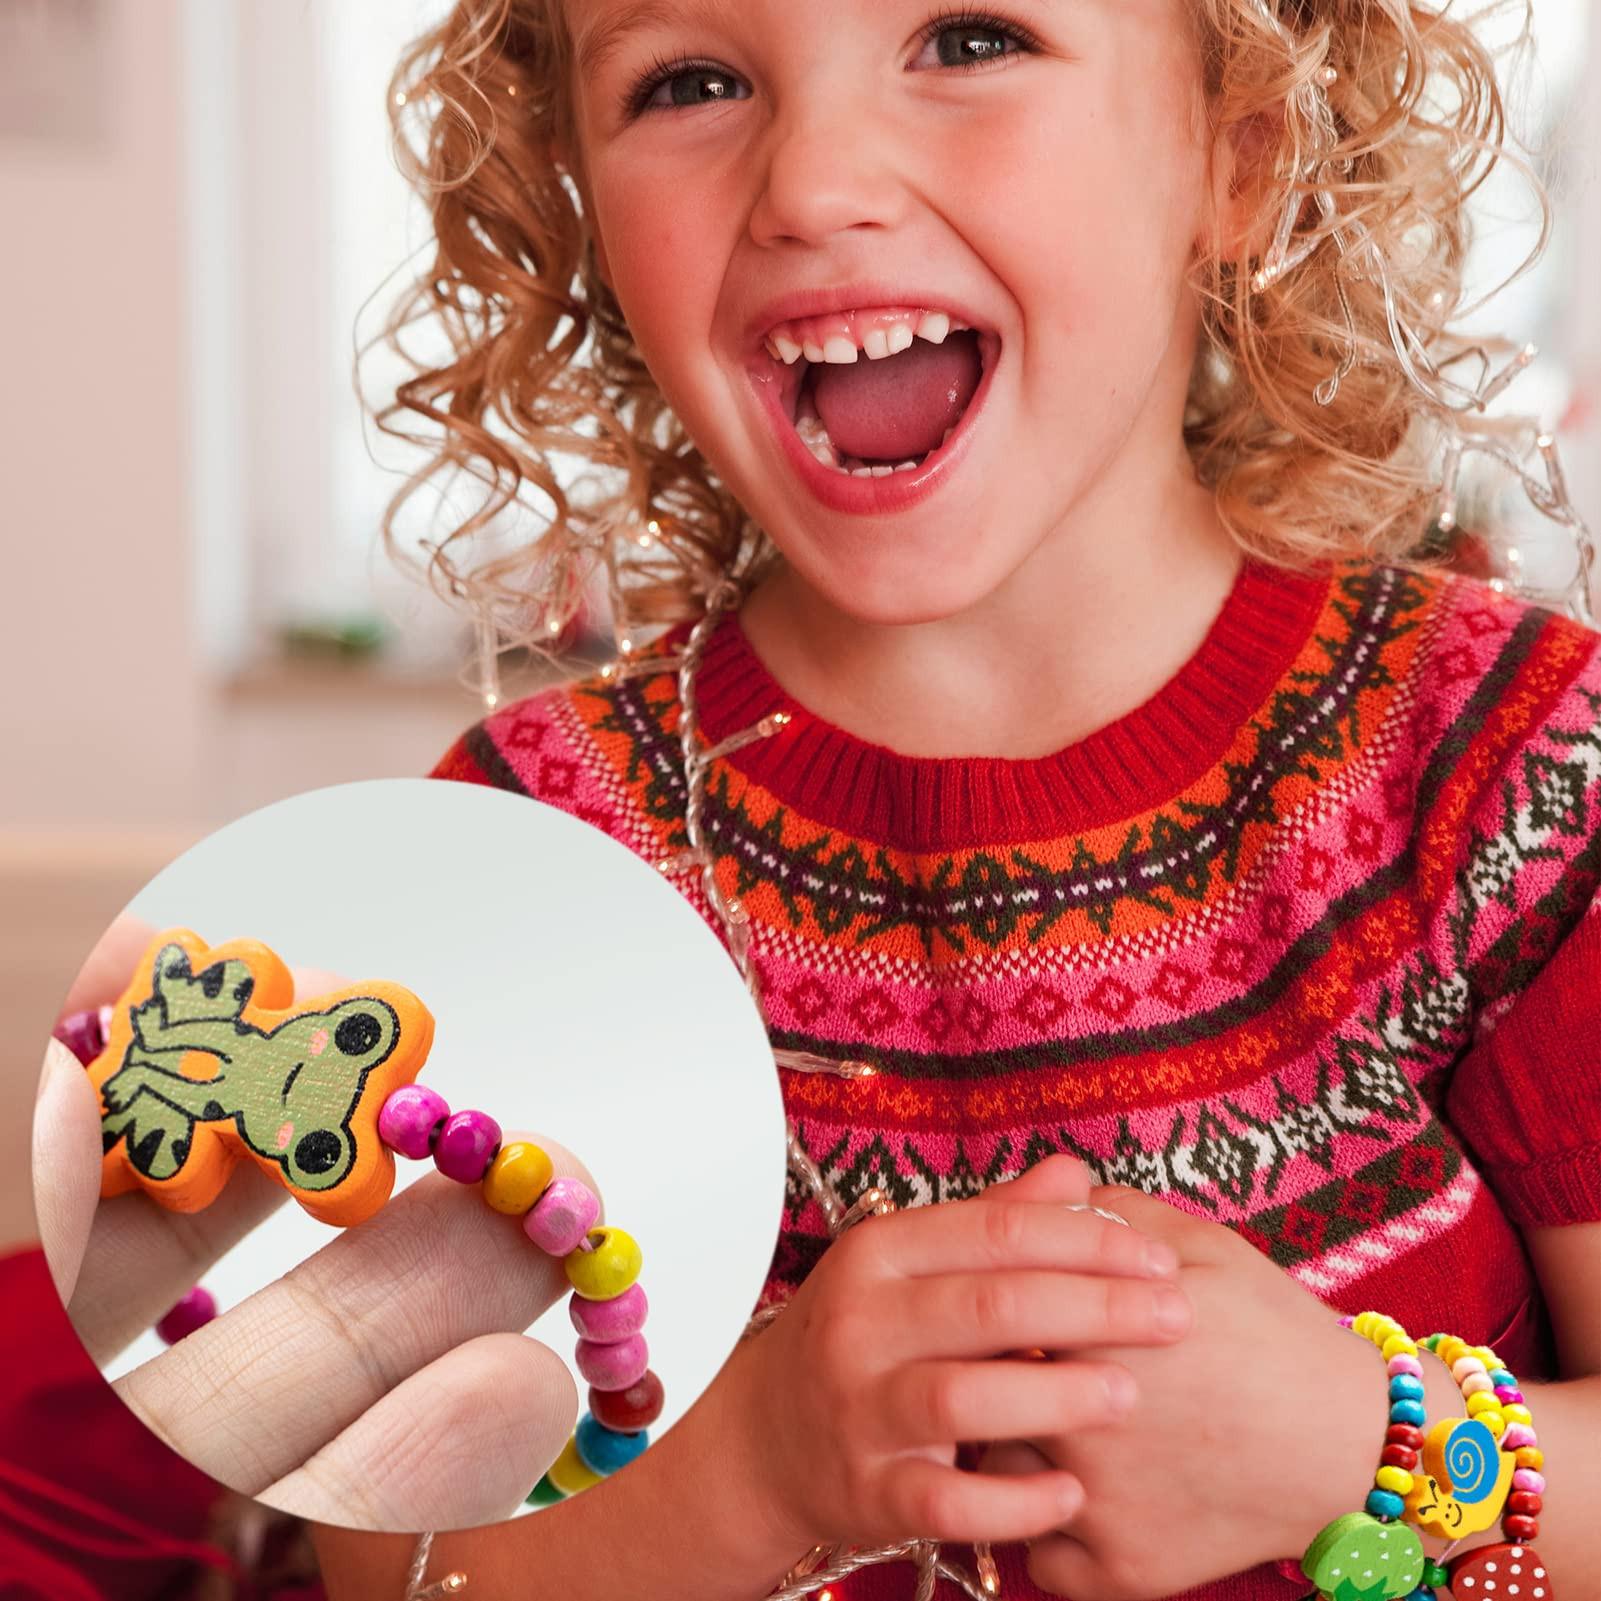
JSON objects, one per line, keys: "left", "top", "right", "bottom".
{"left": 764, "top": 308, "right": 968, "bottom": 365}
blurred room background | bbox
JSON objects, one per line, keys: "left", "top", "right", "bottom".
{"left": 2, "top": 0, "right": 1599, "bottom": 1220}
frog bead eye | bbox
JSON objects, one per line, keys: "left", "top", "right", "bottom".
{"left": 294, "top": 1128, "right": 346, "bottom": 1177}
{"left": 334, "top": 1010, "right": 384, "bottom": 1056}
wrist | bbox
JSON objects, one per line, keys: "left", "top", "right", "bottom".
{"left": 1276, "top": 1319, "right": 1394, "bottom": 1563}
{"left": 714, "top": 1332, "right": 823, "bottom": 1569}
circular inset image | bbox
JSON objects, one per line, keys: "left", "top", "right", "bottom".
{"left": 32, "top": 778, "right": 785, "bottom": 1533}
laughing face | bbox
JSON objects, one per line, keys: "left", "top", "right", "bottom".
{"left": 566, "top": 0, "right": 1233, "bottom": 627}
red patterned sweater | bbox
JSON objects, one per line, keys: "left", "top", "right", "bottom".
{"left": 434, "top": 554, "right": 1601, "bottom": 1601}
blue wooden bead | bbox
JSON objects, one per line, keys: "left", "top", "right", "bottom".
{"left": 1388, "top": 1374, "right": 1425, "bottom": 1401}
{"left": 1488, "top": 1369, "right": 1516, "bottom": 1388}
{"left": 1389, "top": 1399, "right": 1426, "bottom": 1426}
{"left": 1405, "top": 1588, "right": 1436, "bottom": 1601}
{"left": 574, "top": 1411, "right": 650, "bottom": 1476}
{"left": 1365, "top": 1489, "right": 1406, "bottom": 1520}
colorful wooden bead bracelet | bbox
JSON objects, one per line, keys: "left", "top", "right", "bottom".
{"left": 54, "top": 927, "right": 663, "bottom": 1507}
{"left": 1299, "top": 1314, "right": 1430, "bottom": 1601}
{"left": 1298, "top": 1312, "right": 1555, "bottom": 1601}
{"left": 1411, "top": 1332, "right": 1551, "bottom": 1601}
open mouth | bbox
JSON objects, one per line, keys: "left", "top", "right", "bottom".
{"left": 752, "top": 305, "right": 1001, "bottom": 490}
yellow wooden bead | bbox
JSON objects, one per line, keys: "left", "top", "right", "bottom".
{"left": 546, "top": 1434, "right": 603, "bottom": 1495}
{"left": 1376, "top": 1466, "right": 1414, "bottom": 1495}
{"left": 1502, "top": 1403, "right": 1532, "bottom": 1425}
{"left": 565, "top": 1225, "right": 643, "bottom": 1301}
{"left": 1437, "top": 1336, "right": 1467, "bottom": 1365}
{"left": 1480, "top": 1409, "right": 1506, "bottom": 1438}
{"left": 1515, "top": 1447, "right": 1544, "bottom": 1470}
{"left": 482, "top": 1141, "right": 554, "bottom": 1215}
{"left": 1472, "top": 1346, "right": 1500, "bottom": 1368}
{"left": 1381, "top": 1334, "right": 1419, "bottom": 1360}
{"left": 1465, "top": 1392, "right": 1499, "bottom": 1417}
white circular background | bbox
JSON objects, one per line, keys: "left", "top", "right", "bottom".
{"left": 88, "top": 778, "right": 786, "bottom": 1477}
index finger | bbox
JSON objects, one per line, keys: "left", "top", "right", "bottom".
{"left": 849, "top": 1196, "right": 1175, "bottom": 1283}
{"left": 109, "top": 1135, "right": 598, "bottom": 1498}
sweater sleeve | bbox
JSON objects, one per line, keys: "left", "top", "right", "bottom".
{"left": 1437, "top": 594, "right": 1601, "bottom": 1226}
{"left": 1445, "top": 884, "right": 1601, "bottom": 1225}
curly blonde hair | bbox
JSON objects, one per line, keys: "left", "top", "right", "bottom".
{"left": 371, "top": 0, "right": 1549, "bottom": 657}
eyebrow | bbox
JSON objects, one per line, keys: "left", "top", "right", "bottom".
{"left": 575, "top": 0, "right": 732, "bottom": 81}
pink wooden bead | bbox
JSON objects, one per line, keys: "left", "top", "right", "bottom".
{"left": 1494, "top": 1385, "right": 1525, "bottom": 1404}
{"left": 433, "top": 1109, "right": 502, "bottom": 1183}
{"left": 1512, "top": 1468, "right": 1547, "bottom": 1494}
{"left": 1452, "top": 1356, "right": 1488, "bottom": 1380}
{"left": 378, "top": 1084, "right": 451, "bottom": 1160}
{"left": 1387, "top": 1355, "right": 1424, "bottom": 1378}
{"left": 1501, "top": 1423, "right": 1538, "bottom": 1450}
{"left": 576, "top": 1331, "right": 649, "bottom": 1391}
{"left": 524, "top": 1178, "right": 600, "bottom": 1256}
{"left": 156, "top": 1286, "right": 217, "bottom": 1345}
{"left": 569, "top": 1282, "right": 649, "bottom": 1343}
{"left": 1461, "top": 1372, "right": 1494, "bottom": 1397}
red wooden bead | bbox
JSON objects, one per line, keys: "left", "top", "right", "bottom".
{"left": 1381, "top": 1444, "right": 1420, "bottom": 1470}
{"left": 589, "top": 1368, "right": 664, "bottom": 1432}
{"left": 1385, "top": 1423, "right": 1424, "bottom": 1449}
{"left": 1508, "top": 1493, "right": 1543, "bottom": 1517}
{"left": 1503, "top": 1515, "right": 1540, "bottom": 1540}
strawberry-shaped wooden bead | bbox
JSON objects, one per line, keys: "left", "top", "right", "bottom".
{"left": 1302, "top": 1512, "right": 1425, "bottom": 1601}
{"left": 1447, "top": 1543, "right": 1550, "bottom": 1601}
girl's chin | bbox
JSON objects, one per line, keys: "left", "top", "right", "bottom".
{"left": 769, "top": 538, "right": 1023, "bottom": 630}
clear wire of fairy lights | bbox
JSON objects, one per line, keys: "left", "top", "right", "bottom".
{"left": 401, "top": 13, "right": 1599, "bottom": 1597}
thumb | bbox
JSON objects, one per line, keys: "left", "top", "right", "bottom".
{"left": 31, "top": 1039, "right": 104, "bottom": 1305}
{"left": 981, "top": 1153, "right": 1094, "bottom": 1209}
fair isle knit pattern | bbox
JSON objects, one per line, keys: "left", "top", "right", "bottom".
{"left": 435, "top": 554, "right": 1601, "bottom": 1600}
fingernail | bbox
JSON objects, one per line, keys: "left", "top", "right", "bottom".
{"left": 1156, "top": 1285, "right": 1192, "bottom": 1335}
{"left": 1105, "top": 1367, "right": 1137, "bottom": 1414}
{"left": 1143, "top": 1241, "right": 1179, "bottom": 1276}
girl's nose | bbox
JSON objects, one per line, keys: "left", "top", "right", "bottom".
{"left": 747, "top": 104, "right": 909, "bottom": 250}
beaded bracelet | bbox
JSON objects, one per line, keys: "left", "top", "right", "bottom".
{"left": 1311, "top": 1315, "right": 1554, "bottom": 1601}
{"left": 1411, "top": 1332, "right": 1552, "bottom": 1601}
{"left": 378, "top": 1082, "right": 661, "bottom": 1504}
{"left": 55, "top": 930, "right": 664, "bottom": 1508}
{"left": 1299, "top": 1314, "right": 1431, "bottom": 1601}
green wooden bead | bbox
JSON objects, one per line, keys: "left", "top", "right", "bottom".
{"left": 525, "top": 1473, "right": 563, "bottom": 1506}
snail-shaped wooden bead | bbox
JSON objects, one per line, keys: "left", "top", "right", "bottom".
{"left": 1404, "top": 1417, "right": 1515, "bottom": 1539}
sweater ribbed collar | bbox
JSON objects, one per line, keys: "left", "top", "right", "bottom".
{"left": 684, "top": 555, "right": 1335, "bottom": 852}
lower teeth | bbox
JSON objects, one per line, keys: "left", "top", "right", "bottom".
{"left": 793, "top": 402, "right": 950, "bottom": 478}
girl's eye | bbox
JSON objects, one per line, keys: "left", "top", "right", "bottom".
{"left": 627, "top": 58, "right": 750, "bottom": 117}
{"left": 911, "top": 10, "right": 1038, "bottom": 71}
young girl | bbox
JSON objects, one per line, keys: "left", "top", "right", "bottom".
{"left": 316, "top": 0, "right": 1601, "bottom": 1594}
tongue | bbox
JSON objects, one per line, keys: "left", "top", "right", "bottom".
{"left": 812, "top": 330, "right": 981, "bottom": 461}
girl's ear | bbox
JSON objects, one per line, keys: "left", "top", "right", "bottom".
{"left": 1203, "top": 107, "right": 1286, "bottom": 264}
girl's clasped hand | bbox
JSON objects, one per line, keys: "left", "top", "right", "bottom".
{"left": 723, "top": 1151, "right": 1389, "bottom": 1601}
{"left": 730, "top": 1155, "right": 1193, "bottom": 1555}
